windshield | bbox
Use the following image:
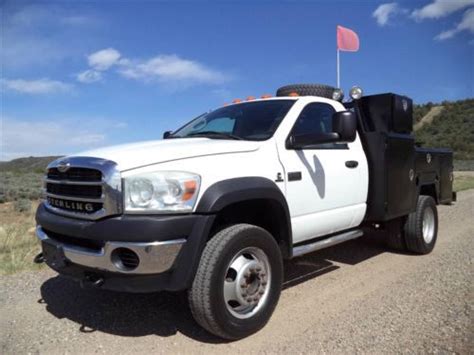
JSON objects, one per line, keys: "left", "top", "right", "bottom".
{"left": 170, "top": 100, "right": 295, "bottom": 141}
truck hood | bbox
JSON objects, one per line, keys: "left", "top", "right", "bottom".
{"left": 72, "top": 138, "right": 261, "bottom": 171}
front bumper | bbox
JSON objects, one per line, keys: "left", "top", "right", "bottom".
{"left": 36, "top": 226, "right": 185, "bottom": 274}
{"left": 35, "top": 202, "right": 215, "bottom": 292}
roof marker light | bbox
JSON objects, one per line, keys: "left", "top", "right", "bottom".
{"left": 288, "top": 92, "right": 299, "bottom": 97}
{"left": 232, "top": 99, "right": 242, "bottom": 103}
{"left": 332, "top": 89, "right": 344, "bottom": 101}
{"left": 349, "top": 86, "right": 363, "bottom": 100}
{"left": 246, "top": 96, "right": 256, "bottom": 101}
{"left": 261, "top": 94, "right": 272, "bottom": 99}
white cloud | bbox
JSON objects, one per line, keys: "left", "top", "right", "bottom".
{"left": 373, "top": 3, "right": 401, "bottom": 26}
{"left": 118, "top": 54, "right": 227, "bottom": 84}
{"left": 69, "top": 134, "right": 106, "bottom": 145}
{"left": 0, "top": 118, "right": 103, "bottom": 160}
{"left": 88, "top": 48, "right": 122, "bottom": 70}
{"left": 2, "top": 4, "right": 99, "bottom": 69}
{"left": 1, "top": 78, "right": 73, "bottom": 94}
{"left": 60, "top": 15, "right": 96, "bottom": 26}
{"left": 412, "top": 0, "right": 474, "bottom": 20}
{"left": 0, "top": 116, "right": 126, "bottom": 160}
{"left": 77, "top": 69, "right": 103, "bottom": 83}
{"left": 77, "top": 48, "right": 229, "bottom": 87}
{"left": 435, "top": 8, "right": 474, "bottom": 40}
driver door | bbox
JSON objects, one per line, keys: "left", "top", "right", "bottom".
{"left": 276, "top": 101, "right": 364, "bottom": 244}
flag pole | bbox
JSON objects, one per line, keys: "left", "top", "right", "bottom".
{"left": 336, "top": 48, "right": 340, "bottom": 88}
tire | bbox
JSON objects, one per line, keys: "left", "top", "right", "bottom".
{"left": 188, "top": 224, "right": 283, "bottom": 340}
{"left": 276, "top": 83, "right": 336, "bottom": 98}
{"left": 404, "top": 195, "right": 438, "bottom": 254}
{"left": 385, "top": 217, "right": 407, "bottom": 252}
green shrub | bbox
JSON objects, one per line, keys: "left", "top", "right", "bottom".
{"left": 0, "top": 172, "right": 43, "bottom": 203}
{"left": 14, "top": 199, "right": 32, "bottom": 213}
{"left": 415, "top": 98, "right": 474, "bottom": 160}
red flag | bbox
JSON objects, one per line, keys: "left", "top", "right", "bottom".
{"left": 337, "top": 25, "right": 359, "bottom": 52}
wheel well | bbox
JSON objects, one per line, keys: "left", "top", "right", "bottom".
{"left": 419, "top": 184, "right": 438, "bottom": 204}
{"left": 209, "top": 199, "right": 291, "bottom": 259}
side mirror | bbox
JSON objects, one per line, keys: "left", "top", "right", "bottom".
{"left": 286, "top": 110, "right": 356, "bottom": 149}
{"left": 163, "top": 131, "right": 172, "bottom": 139}
{"left": 332, "top": 110, "right": 357, "bottom": 143}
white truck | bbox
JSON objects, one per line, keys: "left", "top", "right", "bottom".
{"left": 35, "top": 84, "right": 455, "bottom": 339}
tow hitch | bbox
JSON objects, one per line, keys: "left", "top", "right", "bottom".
{"left": 34, "top": 252, "right": 45, "bottom": 264}
{"left": 80, "top": 273, "right": 105, "bottom": 289}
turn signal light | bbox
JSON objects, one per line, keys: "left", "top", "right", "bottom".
{"left": 182, "top": 180, "right": 198, "bottom": 201}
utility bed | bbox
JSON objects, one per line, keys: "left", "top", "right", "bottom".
{"left": 349, "top": 93, "right": 454, "bottom": 222}
{"left": 415, "top": 147, "right": 454, "bottom": 205}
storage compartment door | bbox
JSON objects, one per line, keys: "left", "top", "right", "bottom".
{"left": 386, "top": 135, "right": 417, "bottom": 219}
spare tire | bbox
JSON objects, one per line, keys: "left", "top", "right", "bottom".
{"left": 276, "top": 84, "right": 336, "bottom": 98}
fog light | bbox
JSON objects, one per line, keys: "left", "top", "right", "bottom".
{"left": 111, "top": 248, "right": 140, "bottom": 271}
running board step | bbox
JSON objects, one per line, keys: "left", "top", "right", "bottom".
{"left": 292, "top": 230, "right": 364, "bottom": 258}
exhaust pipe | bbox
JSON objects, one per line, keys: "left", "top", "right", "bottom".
{"left": 34, "top": 252, "right": 45, "bottom": 264}
{"left": 80, "top": 273, "right": 105, "bottom": 289}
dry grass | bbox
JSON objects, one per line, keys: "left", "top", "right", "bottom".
{"left": 453, "top": 171, "right": 474, "bottom": 192}
{"left": 0, "top": 201, "right": 43, "bottom": 275}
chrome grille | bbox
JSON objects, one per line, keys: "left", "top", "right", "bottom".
{"left": 46, "top": 181, "right": 102, "bottom": 198}
{"left": 47, "top": 167, "right": 102, "bottom": 182}
{"left": 44, "top": 157, "right": 122, "bottom": 220}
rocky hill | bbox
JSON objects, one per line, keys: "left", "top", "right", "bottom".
{"left": 0, "top": 156, "right": 61, "bottom": 174}
{"left": 414, "top": 98, "right": 474, "bottom": 160}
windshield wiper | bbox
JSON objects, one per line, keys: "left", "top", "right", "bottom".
{"left": 186, "top": 131, "right": 243, "bottom": 140}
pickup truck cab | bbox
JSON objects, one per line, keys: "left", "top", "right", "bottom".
{"left": 35, "top": 84, "right": 455, "bottom": 339}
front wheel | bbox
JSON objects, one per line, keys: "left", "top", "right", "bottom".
{"left": 188, "top": 224, "right": 283, "bottom": 339}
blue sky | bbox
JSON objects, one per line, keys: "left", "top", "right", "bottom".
{"left": 1, "top": 0, "right": 473, "bottom": 160}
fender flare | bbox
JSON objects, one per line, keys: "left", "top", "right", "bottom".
{"left": 196, "top": 177, "right": 293, "bottom": 258}
{"left": 417, "top": 181, "right": 440, "bottom": 204}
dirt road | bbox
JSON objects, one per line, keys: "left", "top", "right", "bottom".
{"left": 1, "top": 190, "right": 473, "bottom": 354}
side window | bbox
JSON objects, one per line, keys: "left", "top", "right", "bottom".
{"left": 292, "top": 103, "right": 335, "bottom": 136}
{"left": 290, "top": 103, "right": 347, "bottom": 149}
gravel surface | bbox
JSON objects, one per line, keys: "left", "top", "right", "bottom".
{"left": 1, "top": 190, "right": 473, "bottom": 354}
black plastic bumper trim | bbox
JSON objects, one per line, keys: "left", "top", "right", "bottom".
{"left": 36, "top": 202, "right": 198, "bottom": 242}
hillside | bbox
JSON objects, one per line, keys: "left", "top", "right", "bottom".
{"left": 414, "top": 98, "right": 474, "bottom": 160}
{"left": 0, "top": 156, "right": 61, "bottom": 174}
{"left": 414, "top": 106, "right": 444, "bottom": 131}
{"left": 0, "top": 156, "right": 61, "bottom": 203}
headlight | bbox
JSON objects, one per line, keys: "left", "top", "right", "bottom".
{"left": 124, "top": 171, "right": 200, "bottom": 213}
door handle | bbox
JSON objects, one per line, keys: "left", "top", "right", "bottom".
{"left": 345, "top": 160, "right": 358, "bottom": 168}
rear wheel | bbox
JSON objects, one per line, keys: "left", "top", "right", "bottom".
{"left": 404, "top": 195, "right": 438, "bottom": 254}
{"left": 188, "top": 224, "right": 283, "bottom": 339}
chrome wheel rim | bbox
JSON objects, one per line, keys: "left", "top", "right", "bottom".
{"left": 223, "top": 247, "right": 271, "bottom": 319}
{"left": 422, "top": 207, "right": 435, "bottom": 244}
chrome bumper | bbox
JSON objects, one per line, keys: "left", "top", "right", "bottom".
{"left": 36, "top": 226, "right": 185, "bottom": 275}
